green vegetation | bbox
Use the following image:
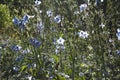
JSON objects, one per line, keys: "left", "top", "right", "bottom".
{"left": 0, "top": 0, "right": 120, "bottom": 80}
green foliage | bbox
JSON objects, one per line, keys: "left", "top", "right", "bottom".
{"left": 0, "top": 0, "right": 120, "bottom": 80}
{"left": 0, "top": 4, "right": 11, "bottom": 29}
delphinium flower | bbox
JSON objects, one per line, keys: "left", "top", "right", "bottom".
{"left": 54, "top": 15, "right": 61, "bottom": 23}
{"left": 12, "top": 15, "right": 34, "bottom": 30}
{"left": 22, "top": 15, "right": 35, "bottom": 24}
{"left": 79, "top": 4, "right": 87, "bottom": 12}
{"left": 78, "top": 30, "right": 89, "bottom": 39}
{"left": 11, "top": 45, "right": 22, "bottom": 51}
{"left": 46, "top": 10, "right": 53, "bottom": 17}
{"left": 99, "top": 22, "right": 105, "bottom": 28}
{"left": 29, "top": 38, "right": 41, "bottom": 48}
{"left": 116, "top": 28, "right": 120, "bottom": 40}
{"left": 35, "top": 0, "right": 41, "bottom": 6}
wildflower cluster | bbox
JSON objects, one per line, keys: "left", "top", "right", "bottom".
{"left": 0, "top": 0, "right": 120, "bottom": 80}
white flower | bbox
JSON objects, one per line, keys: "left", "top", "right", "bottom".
{"left": 87, "top": 0, "right": 90, "bottom": 5}
{"left": 79, "top": 4, "right": 87, "bottom": 12}
{"left": 39, "top": 10, "right": 42, "bottom": 13}
{"left": 57, "top": 37, "right": 65, "bottom": 45}
{"left": 46, "top": 10, "right": 53, "bottom": 17}
{"left": 74, "top": 11, "right": 80, "bottom": 14}
{"left": 99, "top": 23, "right": 105, "bottom": 28}
{"left": 116, "top": 28, "right": 120, "bottom": 40}
{"left": 54, "top": 15, "right": 61, "bottom": 23}
{"left": 117, "top": 28, "right": 120, "bottom": 32}
{"left": 79, "top": 72, "right": 84, "bottom": 76}
{"left": 78, "top": 31, "right": 89, "bottom": 38}
{"left": 22, "top": 49, "right": 30, "bottom": 54}
{"left": 101, "top": 0, "right": 104, "bottom": 2}
{"left": 28, "top": 76, "right": 32, "bottom": 80}
{"left": 116, "top": 32, "right": 120, "bottom": 40}
{"left": 35, "top": 0, "right": 41, "bottom": 6}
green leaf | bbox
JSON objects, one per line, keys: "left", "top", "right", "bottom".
{"left": 20, "top": 65, "right": 27, "bottom": 72}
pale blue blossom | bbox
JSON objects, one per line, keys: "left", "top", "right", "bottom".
{"left": 37, "top": 21, "right": 44, "bottom": 35}
{"left": 54, "top": 15, "right": 61, "bottom": 23}
{"left": 116, "top": 28, "right": 120, "bottom": 40}
{"left": 79, "top": 4, "right": 87, "bottom": 12}
{"left": 35, "top": 0, "right": 41, "bottom": 6}
{"left": 78, "top": 31, "right": 89, "bottom": 38}
{"left": 55, "top": 37, "right": 65, "bottom": 54}
{"left": 46, "top": 10, "right": 53, "bottom": 17}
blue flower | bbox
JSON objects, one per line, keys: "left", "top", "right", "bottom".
{"left": 29, "top": 38, "right": 41, "bottom": 48}
{"left": 22, "top": 15, "right": 29, "bottom": 24}
{"left": 11, "top": 45, "right": 22, "bottom": 51}
{"left": 12, "top": 17, "right": 19, "bottom": 25}
{"left": 12, "top": 15, "right": 34, "bottom": 30}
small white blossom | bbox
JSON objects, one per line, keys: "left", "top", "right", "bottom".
{"left": 116, "top": 28, "right": 120, "bottom": 40}
{"left": 79, "top": 72, "right": 84, "bottom": 76}
{"left": 28, "top": 76, "right": 32, "bottom": 80}
{"left": 57, "top": 37, "right": 65, "bottom": 45}
{"left": 39, "top": 10, "right": 42, "bottom": 13}
{"left": 79, "top": 4, "right": 87, "bottom": 12}
{"left": 46, "top": 10, "right": 53, "bottom": 17}
{"left": 35, "top": 0, "right": 41, "bottom": 6}
{"left": 101, "top": 0, "right": 104, "bottom": 2}
{"left": 117, "top": 28, "right": 120, "bottom": 32}
{"left": 74, "top": 11, "right": 80, "bottom": 14}
{"left": 99, "top": 23, "right": 105, "bottom": 28}
{"left": 33, "top": 63, "right": 37, "bottom": 68}
{"left": 78, "top": 31, "right": 89, "bottom": 38}
{"left": 54, "top": 15, "right": 61, "bottom": 23}
{"left": 22, "top": 49, "right": 30, "bottom": 54}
